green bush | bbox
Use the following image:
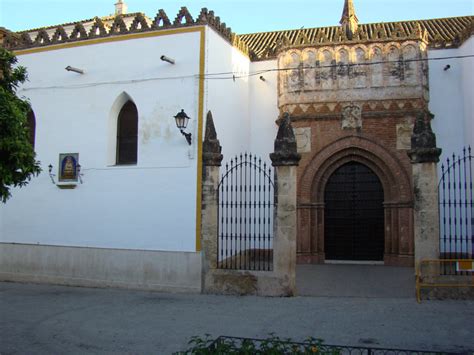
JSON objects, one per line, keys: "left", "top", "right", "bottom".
{"left": 177, "top": 334, "right": 341, "bottom": 355}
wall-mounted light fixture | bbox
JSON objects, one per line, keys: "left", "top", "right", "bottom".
{"left": 174, "top": 109, "right": 192, "bottom": 145}
{"left": 160, "top": 55, "right": 175, "bottom": 65}
{"left": 48, "top": 164, "right": 56, "bottom": 184}
{"left": 65, "top": 66, "right": 85, "bottom": 74}
{"left": 444, "top": 64, "right": 451, "bottom": 71}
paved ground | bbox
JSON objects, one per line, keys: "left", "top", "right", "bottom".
{"left": 1, "top": 280, "right": 473, "bottom": 354}
{"left": 296, "top": 264, "right": 415, "bottom": 298}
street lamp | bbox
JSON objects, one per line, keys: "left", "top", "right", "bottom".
{"left": 174, "top": 109, "right": 192, "bottom": 145}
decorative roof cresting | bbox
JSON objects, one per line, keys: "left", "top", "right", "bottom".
{"left": 2, "top": 7, "right": 250, "bottom": 57}
{"left": 1, "top": 2, "right": 472, "bottom": 62}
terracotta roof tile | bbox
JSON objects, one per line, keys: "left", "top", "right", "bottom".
{"left": 238, "top": 16, "right": 473, "bottom": 61}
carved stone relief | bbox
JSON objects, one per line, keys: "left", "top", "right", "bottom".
{"left": 403, "top": 44, "right": 418, "bottom": 85}
{"left": 337, "top": 49, "right": 350, "bottom": 89}
{"left": 303, "top": 50, "right": 316, "bottom": 91}
{"left": 353, "top": 47, "right": 367, "bottom": 88}
{"left": 371, "top": 47, "right": 384, "bottom": 87}
{"left": 294, "top": 127, "right": 312, "bottom": 153}
{"left": 396, "top": 123, "right": 415, "bottom": 150}
{"left": 341, "top": 104, "right": 362, "bottom": 129}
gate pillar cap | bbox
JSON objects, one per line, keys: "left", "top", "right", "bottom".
{"left": 408, "top": 147, "right": 442, "bottom": 163}
{"left": 270, "top": 112, "right": 301, "bottom": 166}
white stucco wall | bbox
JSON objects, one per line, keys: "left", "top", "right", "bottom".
{"left": 248, "top": 60, "right": 279, "bottom": 159}
{"left": 0, "top": 30, "right": 202, "bottom": 252}
{"left": 204, "top": 28, "right": 251, "bottom": 162}
{"left": 430, "top": 36, "right": 474, "bottom": 166}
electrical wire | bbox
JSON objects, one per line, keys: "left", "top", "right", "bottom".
{"left": 203, "top": 54, "right": 474, "bottom": 79}
{"left": 18, "top": 54, "right": 474, "bottom": 91}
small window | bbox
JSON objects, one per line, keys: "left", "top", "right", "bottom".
{"left": 27, "top": 110, "right": 36, "bottom": 148}
{"left": 116, "top": 101, "right": 138, "bottom": 165}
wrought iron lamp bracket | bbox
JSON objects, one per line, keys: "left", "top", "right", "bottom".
{"left": 180, "top": 129, "right": 192, "bottom": 145}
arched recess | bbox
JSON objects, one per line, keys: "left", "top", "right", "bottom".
{"left": 26, "top": 109, "right": 36, "bottom": 148}
{"left": 297, "top": 136, "right": 414, "bottom": 266}
{"left": 108, "top": 92, "right": 138, "bottom": 165}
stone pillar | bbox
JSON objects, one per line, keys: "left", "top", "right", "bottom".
{"left": 200, "top": 111, "right": 223, "bottom": 292}
{"left": 408, "top": 111, "right": 442, "bottom": 264}
{"left": 270, "top": 112, "right": 301, "bottom": 296}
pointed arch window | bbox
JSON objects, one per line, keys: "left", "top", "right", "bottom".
{"left": 26, "top": 110, "right": 36, "bottom": 148}
{"left": 116, "top": 101, "right": 138, "bottom": 165}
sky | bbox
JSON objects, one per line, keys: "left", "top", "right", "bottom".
{"left": 0, "top": 0, "right": 472, "bottom": 34}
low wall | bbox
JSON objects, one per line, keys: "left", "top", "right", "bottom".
{"left": 0, "top": 243, "right": 201, "bottom": 293}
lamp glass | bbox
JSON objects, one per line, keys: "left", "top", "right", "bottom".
{"left": 174, "top": 109, "right": 190, "bottom": 130}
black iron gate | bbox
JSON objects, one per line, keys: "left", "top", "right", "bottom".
{"left": 439, "top": 146, "right": 473, "bottom": 259}
{"left": 217, "top": 153, "right": 274, "bottom": 271}
{"left": 324, "top": 162, "right": 385, "bottom": 261}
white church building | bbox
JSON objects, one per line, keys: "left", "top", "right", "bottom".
{"left": 0, "top": 0, "right": 472, "bottom": 293}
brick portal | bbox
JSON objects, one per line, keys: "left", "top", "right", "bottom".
{"left": 276, "top": 26, "right": 432, "bottom": 267}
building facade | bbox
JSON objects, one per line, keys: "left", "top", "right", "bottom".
{"left": 0, "top": 1, "right": 472, "bottom": 292}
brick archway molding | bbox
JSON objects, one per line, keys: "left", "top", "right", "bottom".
{"left": 297, "top": 136, "right": 414, "bottom": 266}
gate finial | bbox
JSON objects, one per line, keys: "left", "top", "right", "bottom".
{"left": 408, "top": 111, "right": 441, "bottom": 163}
{"left": 270, "top": 112, "right": 301, "bottom": 166}
{"left": 203, "top": 110, "right": 223, "bottom": 166}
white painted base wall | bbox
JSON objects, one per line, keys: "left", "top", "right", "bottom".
{"left": 0, "top": 243, "right": 201, "bottom": 292}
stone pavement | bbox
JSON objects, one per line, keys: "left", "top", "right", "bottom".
{"left": 1, "top": 281, "right": 473, "bottom": 354}
{"left": 296, "top": 264, "right": 415, "bottom": 298}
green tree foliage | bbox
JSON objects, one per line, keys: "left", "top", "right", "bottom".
{"left": 0, "top": 47, "right": 41, "bottom": 202}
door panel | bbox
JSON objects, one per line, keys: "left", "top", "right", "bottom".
{"left": 324, "top": 162, "right": 384, "bottom": 260}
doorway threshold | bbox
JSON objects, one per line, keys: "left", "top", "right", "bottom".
{"left": 325, "top": 260, "right": 384, "bottom": 265}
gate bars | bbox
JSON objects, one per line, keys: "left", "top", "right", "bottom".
{"left": 217, "top": 153, "right": 274, "bottom": 271}
{"left": 438, "top": 146, "right": 473, "bottom": 260}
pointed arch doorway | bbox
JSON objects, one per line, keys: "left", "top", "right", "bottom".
{"left": 324, "top": 162, "right": 384, "bottom": 261}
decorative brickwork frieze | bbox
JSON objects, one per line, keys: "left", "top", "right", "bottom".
{"left": 277, "top": 40, "right": 429, "bottom": 116}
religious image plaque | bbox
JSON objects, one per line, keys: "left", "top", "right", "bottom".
{"left": 58, "top": 153, "right": 79, "bottom": 183}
